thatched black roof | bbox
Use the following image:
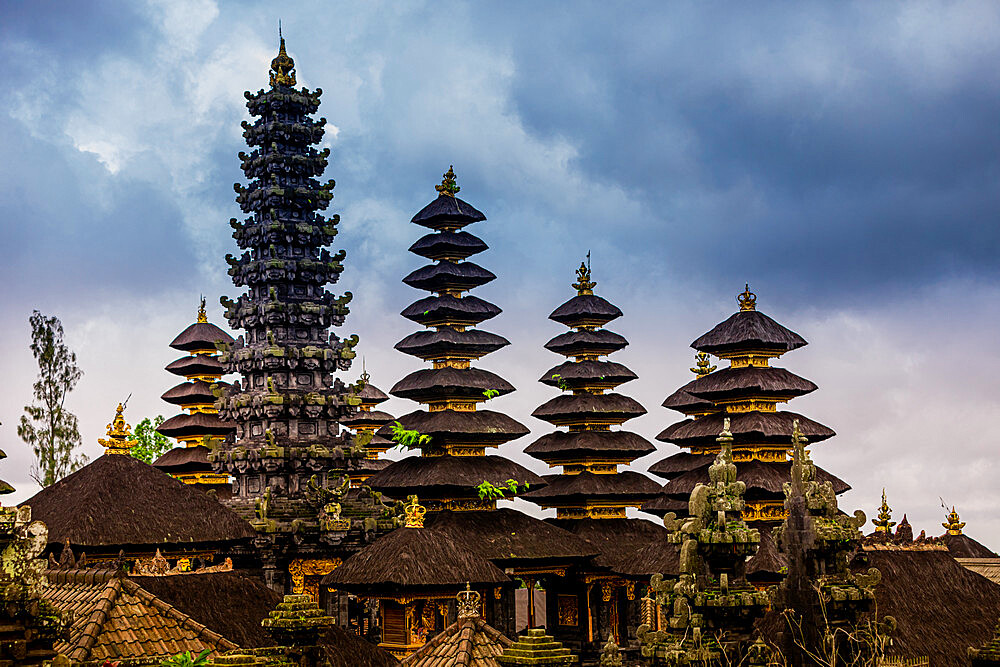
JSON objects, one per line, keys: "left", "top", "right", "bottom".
{"left": 426, "top": 509, "right": 598, "bottom": 565}
{"left": 402, "top": 294, "right": 501, "bottom": 327}
{"left": 323, "top": 526, "right": 508, "bottom": 594}
{"left": 524, "top": 430, "right": 655, "bottom": 463}
{"left": 944, "top": 532, "right": 999, "bottom": 558}
{"left": 521, "top": 471, "right": 662, "bottom": 505}
{"left": 403, "top": 260, "right": 496, "bottom": 292}
{"left": 365, "top": 455, "right": 545, "bottom": 498}
{"left": 549, "top": 294, "right": 623, "bottom": 328}
{"left": 622, "top": 540, "right": 681, "bottom": 578}
{"left": 531, "top": 393, "right": 646, "bottom": 426}
{"left": 647, "top": 451, "right": 713, "bottom": 480}
{"left": 376, "top": 409, "right": 529, "bottom": 446}
{"left": 661, "top": 384, "right": 717, "bottom": 414}
{"left": 692, "top": 310, "right": 807, "bottom": 355}
{"left": 157, "top": 411, "right": 235, "bottom": 438}
{"left": 390, "top": 367, "right": 515, "bottom": 402}
{"left": 340, "top": 408, "right": 394, "bottom": 429}
{"left": 153, "top": 445, "right": 213, "bottom": 473}
{"left": 409, "top": 230, "right": 488, "bottom": 261}
{"left": 550, "top": 517, "right": 668, "bottom": 576}
{"left": 358, "top": 382, "right": 390, "bottom": 404}
{"left": 746, "top": 527, "right": 787, "bottom": 583}
{"left": 129, "top": 572, "right": 280, "bottom": 648}
{"left": 657, "top": 410, "right": 835, "bottom": 446}
{"left": 640, "top": 493, "right": 688, "bottom": 517}
{"left": 161, "top": 380, "right": 227, "bottom": 406}
{"left": 539, "top": 360, "right": 637, "bottom": 390}
{"left": 684, "top": 366, "right": 817, "bottom": 402}
{"left": 544, "top": 329, "right": 628, "bottom": 357}
{"left": 169, "top": 321, "right": 234, "bottom": 352}
{"left": 396, "top": 327, "right": 509, "bottom": 361}
{"left": 660, "top": 460, "right": 850, "bottom": 501}
{"left": 166, "top": 354, "right": 226, "bottom": 377}
{"left": 411, "top": 194, "right": 486, "bottom": 230}
{"left": 25, "top": 454, "right": 254, "bottom": 550}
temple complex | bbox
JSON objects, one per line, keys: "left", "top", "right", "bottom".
{"left": 154, "top": 297, "right": 235, "bottom": 494}
{"left": 211, "top": 37, "right": 397, "bottom": 599}
{"left": 520, "top": 263, "right": 664, "bottom": 653}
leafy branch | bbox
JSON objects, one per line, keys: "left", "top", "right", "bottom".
{"left": 389, "top": 421, "right": 432, "bottom": 449}
{"left": 477, "top": 478, "right": 530, "bottom": 500}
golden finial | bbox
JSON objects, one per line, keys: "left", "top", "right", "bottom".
{"left": 943, "top": 506, "right": 966, "bottom": 535}
{"left": 359, "top": 358, "right": 370, "bottom": 386}
{"left": 435, "top": 166, "right": 460, "bottom": 197}
{"left": 197, "top": 295, "right": 208, "bottom": 323}
{"left": 873, "top": 489, "right": 896, "bottom": 533}
{"left": 456, "top": 582, "right": 482, "bottom": 619}
{"left": 98, "top": 403, "right": 137, "bottom": 455}
{"left": 690, "top": 352, "right": 717, "bottom": 376}
{"left": 572, "top": 261, "right": 596, "bottom": 295}
{"left": 403, "top": 495, "right": 426, "bottom": 528}
{"left": 269, "top": 28, "right": 296, "bottom": 88}
{"left": 737, "top": 284, "right": 757, "bottom": 311}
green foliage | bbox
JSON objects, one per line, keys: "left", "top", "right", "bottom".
{"left": 482, "top": 388, "right": 500, "bottom": 400}
{"left": 476, "top": 478, "right": 530, "bottom": 500}
{"left": 129, "top": 416, "right": 173, "bottom": 463}
{"left": 389, "top": 421, "right": 432, "bottom": 449}
{"left": 550, "top": 373, "right": 570, "bottom": 391}
{"left": 161, "top": 650, "right": 210, "bottom": 667}
{"left": 18, "top": 311, "right": 87, "bottom": 487}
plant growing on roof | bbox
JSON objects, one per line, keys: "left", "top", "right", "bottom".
{"left": 389, "top": 421, "right": 431, "bottom": 449}
{"left": 482, "top": 388, "right": 500, "bottom": 400}
{"left": 549, "top": 373, "right": 570, "bottom": 391}
{"left": 476, "top": 478, "right": 530, "bottom": 500}
{"left": 160, "top": 649, "right": 210, "bottom": 667}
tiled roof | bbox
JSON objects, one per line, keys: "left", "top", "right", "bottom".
{"left": 957, "top": 558, "right": 1000, "bottom": 586}
{"left": 399, "top": 616, "right": 512, "bottom": 667}
{"left": 43, "top": 569, "right": 237, "bottom": 662}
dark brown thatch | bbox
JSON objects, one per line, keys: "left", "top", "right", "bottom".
{"left": 323, "top": 526, "right": 508, "bottom": 594}
{"left": 409, "top": 230, "right": 489, "bottom": 260}
{"left": 640, "top": 493, "right": 688, "bottom": 517}
{"left": 521, "top": 471, "right": 662, "bottom": 504}
{"left": 358, "top": 382, "right": 390, "bottom": 403}
{"left": 524, "top": 430, "right": 655, "bottom": 462}
{"left": 531, "top": 393, "right": 646, "bottom": 425}
{"left": 365, "top": 455, "right": 545, "bottom": 497}
{"left": 647, "top": 451, "right": 712, "bottom": 480}
{"left": 551, "top": 517, "right": 669, "bottom": 576}
{"left": 549, "top": 294, "right": 623, "bottom": 327}
{"left": 411, "top": 194, "right": 486, "bottom": 229}
{"left": 25, "top": 454, "right": 255, "bottom": 549}
{"left": 659, "top": 460, "right": 850, "bottom": 501}
{"left": 169, "top": 321, "right": 234, "bottom": 352}
{"left": 539, "top": 360, "right": 637, "bottom": 389}
{"left": 152, "top": 445, "right": 213, "bottom": 473}
{"left": 657, "top": 410, "right": 835, "bottom": 446}
{"left": 157, "top": 411, "right": 235, "bottom": 438}
{"left": 161, "top": 379, "right": 227, "bottom": 405}
{"left": 375, "top": 409, "right": 529, "bottom": 445}
{"left": 746, "top": 527, "right": 787, "bottom": 584}
{"left": 944, "top": 532, "right": 999, "bottom": 558}
{"left": 390, "top": 367, "right": 515, "bottom": 401}
{"left": 685, "top": 366, "right": 817, "bottom": 402}
{"left": 166, "top": 354, "right": 226, "bottom": 377}
{"left": 692, "top": 309, "right": 807, "bottom": 354}
{"left": 395, "top": 327, "right": 510, "bottom": 360}
{"left": 340, "top": 409, "right": 395, "bottom": 429}
{"left": 403, "top": 260, "right": 496, "bottom": 292}
{"left": 544, "top": 329, "right": 628, "bottom": 357}
{"left": 662, "top": 384, "right": 717, "bottom": 413}
{"left": 623, "top": 541, "right": 681, "bottom": 578}
{"left": 129, "top": 571, "right": 280, "bottom": 648}
{"left": 322, "top": 629, "right": 401, "bottom": 667}
{"left": 426, "top": 509, "right": 598, "bottom": 565}
{"left": 402, "top": 295, "right": 501, "bottom": 327}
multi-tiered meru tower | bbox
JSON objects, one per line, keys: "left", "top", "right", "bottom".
{"left": 521, "top": 263, "right": 663, "bottom": 653}
{"left": 213, "top": 37, "right": 396, "bottom": 597}
{"left": 643, "top": 286, "right": 849, "bottom": 533}
{"left": 155, "top": 298, "right": 235, "bottom": 494}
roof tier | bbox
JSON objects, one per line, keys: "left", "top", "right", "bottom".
{"left": 365, "top": 455, "right": 546, "bottom": 502}
{"left": 357, "top": 380, "right": 389, "bottom": 405}
{"left": 153, "top": 445, "right": 215, "bottom": 474}
{"left": 403, "top": 260, "right": 496, "bottom": 293}
{"left": 170, "top": 321, "right": 234, "bottom": 352}
{"left": 647, "top": 451, "right": 717, "bottom": 480}
{"left": 402, "top": 294, "right": 501, "bottom": 327}
{"left": 521, "top": 471, "right": 662, "bottom": 507}
{"left": 157, "top": 412, "right": 236, "bottom": 439}
{"left": 662, "top": 384, "right": 722, "bottom": 415}
{"left": 409, "top": 230, "right": 488, "bottom": 261}
{"left": 683, "top": 366, "right": 817, "bottom": 403}
{"left": 531, "top": 393, "right": 646, "bottom": 427}
{"left": 548, "top": 294, "right": 623, "bottom": 329}
{"left": 376, "top": 408, "right": 529, "bottom": 449}
{"left": 539, "top": 360, "right": 637, "bottom": 391}
{"left": 411, "top": 194, "right": 486, "bottom": 231}
{"left": 395, "top": 327, "right": 510, "bottom": 361}
{"left": 657, "top": 410, "right": 835, "bottom": 447}
{"left": 692, "top": 309, "right": 807, "bottom": 357}
{"left": 166, "top": 354, "right": 226, "bottom": 378}
{"left": 390, "top": 367, "right": 515, "bottom": 402}
{"left": 544, "top": 329, "right": 628, "bottom": 357}
{"left": 339, "top": 408, "right": 395, "bottom": 430}
{"left": 639, "top": 493, "right": 689, "bottom": 517}
{"left": 549, "top": 517, "right": 670, "bottom": 577}
{"left": 658, "top": 460, "right": 850, "bottom": 502}
{"left": 523, "top": 430, "right": 655, "bottom": 465}
{"left": 161, "top": 380, "right": 227, "bottom": 406}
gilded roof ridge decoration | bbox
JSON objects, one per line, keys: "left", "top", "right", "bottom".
{"left": 435, "top": 165, "right": 460, "bottom": 198}
{"left": 944, "top": 505, "right": 966, "bottom": 535}
{"left": 738, "top": 283, "right": 757, "bottom": 311}
{"left": 269, "top": 32, "right": 296, "bottom": 87}
{"left": 98, "top": 403, "right": 137, "bottom": 456}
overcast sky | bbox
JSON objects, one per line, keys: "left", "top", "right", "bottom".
{"left": 2, "top": 0, "right": 999, "bottom": 547}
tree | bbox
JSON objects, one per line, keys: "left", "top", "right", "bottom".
{"left": 129, "top": 416, "right": 173, "bottom": 463}
{"left": 18, "top": 311, "right": 87, "bottom": 486}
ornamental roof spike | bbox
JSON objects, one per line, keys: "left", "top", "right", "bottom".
{"left": 873, "top": 488, "right": 896, "bottom": 533}
{"left": 269, "top": 30, "right": 296, "bottom": 88}
{"left": 943, "top": 505, "right": 966, "bottom": 535}
{"left": 456, "top": 582, "right": 481, "bottom": 619}
{"left": 738, "top": 283, "right": 757, "bottom": 311}
{"left": 98, "top": 403, "right": 137, "bottom": 455}
{"left": 403, "top": 494, "right": 426, "bottom": 528}
{"left": 572, "top": 260, "right": 596, "bottom": 295}
{"left": 197, "top": 294, "right": 208, "bottom": 323}
{"left": 435, "top": 165, "right": 460, "bottom": 197}
{"left": 690, "top": 351, "right": 717, "bottom": 376}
